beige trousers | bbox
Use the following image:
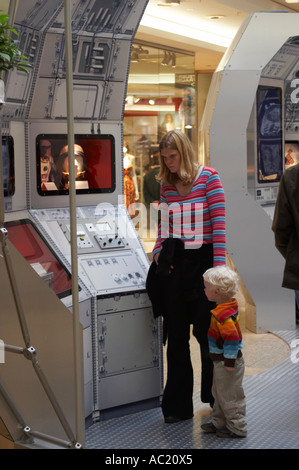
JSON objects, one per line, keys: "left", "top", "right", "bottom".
{"left": 212, "top": 356, "right": 247, "bottom": 437}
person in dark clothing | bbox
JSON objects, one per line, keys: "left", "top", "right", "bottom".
{"left": 143, "top": 154, "right": 161, "bottom": 234}
{"left": 272, "top": 163, "right": 299, "bottom": 324}
{"left": 143, "top": 166, "right": 160, "bottom": 206}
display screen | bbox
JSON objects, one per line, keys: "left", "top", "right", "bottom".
{"left": 256, "top": 86, "right": 283, "bottom": 183}
{"left": 36, "top": 134, "right": 116, "bottom": 196}
{"left": 5, "top": 219, "right": 74, "bottom": 299}
{"left": 2, "top": 135, "right": 15, "bottom": 197}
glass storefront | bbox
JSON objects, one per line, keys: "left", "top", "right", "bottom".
{"left": 123, "top": 41, "right": 195, "bottom": 207}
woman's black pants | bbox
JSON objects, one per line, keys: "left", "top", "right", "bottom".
{"left": 161, "top": 244, "right": 215, "bottom": 419}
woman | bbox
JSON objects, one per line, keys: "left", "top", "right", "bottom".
{"left": 151, "top": 129, "right": 226, "bottom": 423}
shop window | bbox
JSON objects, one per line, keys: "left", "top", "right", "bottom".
{"left": 124, "top": 42, "right": 195, "bottom": 206}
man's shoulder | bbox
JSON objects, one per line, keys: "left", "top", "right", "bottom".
{"left": 281, "top": 163, "right": 299, "bottom": 184}
{"left": 285, "top": 163, "right": 299, "bottom": 174}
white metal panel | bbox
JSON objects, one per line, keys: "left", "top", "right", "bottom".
{"left": 218, "top": 13, "right": 299, "bottom": 72}
{"left": 202, "top": 12, "right": 299, "bottom": 332}
{"left": 0, "top": 240, "right": 81, "bottom": 444}
{"left": 210, "top": 69, "right": 260, "bottom": 189}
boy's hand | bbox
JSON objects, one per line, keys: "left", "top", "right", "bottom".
{"left": 225, "top": 366, "right": 235, "bottom": 372}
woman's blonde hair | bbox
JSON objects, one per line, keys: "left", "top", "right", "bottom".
{"left": 203, "top": 265, "right": 239, "bottom": 299}
{"left": 157, "top": 129, "right": 199, "bottom": 185}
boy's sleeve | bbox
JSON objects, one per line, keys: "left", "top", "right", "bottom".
{"left": 218, "top": 318, "right": 241, "bottom": 368}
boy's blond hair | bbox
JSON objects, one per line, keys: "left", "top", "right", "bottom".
{"left": 203, "top": 265, "right": 239, "bottom": 299}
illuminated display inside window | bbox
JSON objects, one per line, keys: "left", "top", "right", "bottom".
{"left": 256, "top": 86, "right": 283, "bottom": 183}
{"left": 2, "top": 135, "right": 15, "bottom": 197}
{"left": 284, "top": 141, "right": 299, "bottom": 169}
{"left": 36, "top": 134, "right": 116, "bottom": 196}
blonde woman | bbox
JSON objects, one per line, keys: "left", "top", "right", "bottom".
{"left": 148, "top": 130, "right": 226, "bottom": 423}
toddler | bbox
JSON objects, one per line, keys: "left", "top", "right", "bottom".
{"left": 201, "top": 265, "right": 247, "bottom": 438}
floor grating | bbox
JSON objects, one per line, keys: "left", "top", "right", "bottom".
{"left": 85, "top": 328, "right": 299, "bottom": 450}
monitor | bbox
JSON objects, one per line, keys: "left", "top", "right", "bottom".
{"left": 256, "top": 86, "right": 283, "bottom": 183}
{"left": 36, "top": 133, "right": 116, "bottom": 196}
{"left": 2, "top": 135, "right": 15, "bottom": 197}
{"left": 5, "top": 219, "right": 74, "bottom": 299}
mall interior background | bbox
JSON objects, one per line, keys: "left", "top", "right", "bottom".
{"left": 122, "top": 0, "right": 299, "bottom": 210}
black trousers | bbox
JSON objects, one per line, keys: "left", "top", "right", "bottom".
{"left": 161, "top": 244, "right": 215, "bottom": 418}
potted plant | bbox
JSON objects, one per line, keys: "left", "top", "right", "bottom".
{"left": 0, "top": 10, "right": 31, "bottom": 103}
{"left": 0, "top": 11, "right": 31, "bottom": 74}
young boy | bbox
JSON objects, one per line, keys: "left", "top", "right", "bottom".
{"left": 201, "top": 265, "right": 247, "bottom": 438}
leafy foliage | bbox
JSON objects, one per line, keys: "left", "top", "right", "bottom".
{"left": 0, "top": 12, "right": 31, "bottom": 73}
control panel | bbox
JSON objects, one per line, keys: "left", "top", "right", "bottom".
{"left": 255, "top": 186, "right": 279, "bottom": 205}
{"left": 79, "top": 251, "right": 146, "bottom": 294}
{"left": 30, "top": 204, "right": 149, "bottom": 296}
{"left": 59, "top": 220, "right": 128, "bottom": 253}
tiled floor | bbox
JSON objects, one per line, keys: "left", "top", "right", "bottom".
{"left": 85, "top": 327, "right": 299, "bottom": 449}
{"left": 186, "top": 327, "right": 290, "bottom": 392}
{"left": 85, "top": 239, "right": 298, "bottom": 450}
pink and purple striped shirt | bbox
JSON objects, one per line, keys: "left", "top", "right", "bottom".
{"left": 153, "top": 166, "right": 226, "bottom": 266}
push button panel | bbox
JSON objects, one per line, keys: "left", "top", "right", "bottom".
{"left": 79, "top": 252, "right": 147, "bottom": 295}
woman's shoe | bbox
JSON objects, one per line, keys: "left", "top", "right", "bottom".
{"left": 164, "top": 415, "right": 193, "bottom": 423}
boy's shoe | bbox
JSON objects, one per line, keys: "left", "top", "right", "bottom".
{"left": 201, "top": 422, "right": 217, "bottom": 433}
{"left": 216, "top": 427, "right": 246, "bottom": 439}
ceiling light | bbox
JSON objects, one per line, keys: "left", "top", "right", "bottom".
{"left": 131, "top": 51, "right": 139, "bottom": 62}
{"left": 285, "top": 1, "right": 299, "bottom": 3}
{"left": 161, "top": 51, "right": 171, "bottom": 66}
{"left": 128, "top": 74, "right": 175, "bottom": 84}
{"left": 125, "top": 96, "right": 134, "bottom": 106}
{"left": 171, "top": 53, "right": 176, "bottom": 68}
{"left": 207, "top": 15, "right": 225, "bottom": 20}
{"left": 158, "top": 0, "right": 180, "bottom": 5}
{"left": 131, "top": 45, "right": 149, "bottom": 63}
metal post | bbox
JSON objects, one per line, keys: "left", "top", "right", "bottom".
{"left": 63, "top": 0, "right": 84, "bottom": 447}
{"left": 0, "top": 110, "right": 4, "bottom": 228}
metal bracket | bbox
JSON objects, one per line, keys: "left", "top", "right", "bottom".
{"left": 23, "top": 346, "right": 36, "bottom": 361}
{"left": 23, "top": 426, "right": 82, "bottom": 449}
{"left": 3, "top": 341, "right": 82, "bottom": 449}
{"left": 0, "top": 227, "right": 8, "bottom": 242}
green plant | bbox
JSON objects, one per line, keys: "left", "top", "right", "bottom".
{"left": 0, "top": 11, "right": 31, "bottom": 74}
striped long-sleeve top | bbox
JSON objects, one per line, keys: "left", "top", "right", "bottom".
{"left": 208, "top": 299, "right": 243, "bottom": 368}
{"left": 152, "top": 166, "right": 226, "bottom": 265}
